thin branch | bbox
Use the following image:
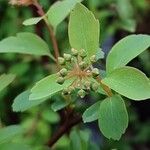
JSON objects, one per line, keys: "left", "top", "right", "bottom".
{"left": 46, "top": 110, "right": 82, "bottom": 147}
{"left": 32, "top": 0, "right": 60, "bottom": 68}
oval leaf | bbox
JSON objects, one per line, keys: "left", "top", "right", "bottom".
{"left": 96, "top": 48, "right": 104, "bottom": 60}
{"left": 69, "top": 3, "right": 100, "bottom": 59}
{"left": 47, "top": 0, "right": 82, "bottom": 29}
{"left": 51, "top": 99, "right": 68, "bottom": 112}
{"left": 0, "top": 74, "right": 15, "bottom": 92}
{"left": 0, "top": 32, "right": 51, "bottom": 57}
{"left": 69, "top": 130, "right": 82, "bottom": 150}
{"left": 23, "top": 17, "right": 43, "bottom": 26}
{"left": 82, "top": 101, "right": 101, "bottom": 123}
{"left": 116, "top": 0, "right": 136, "bottom": 32}
{"left": 29, "top": 74, "right": 75, "bottom": 100}
{"left": 12, "top": 90, "right": 47, "bottom": 112}
{"left": 102, "top": 67, "right": 150, "bottom": 100}
{"left": 0, "top": 125, "right": 23, "bottom": 144}
{"left": 106, "top": 34, "right": 150, "bottom": 73}
{"left": 98, "top": 95, "right": 128, "bottom": 140}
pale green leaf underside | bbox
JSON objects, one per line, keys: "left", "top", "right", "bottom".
{"left": 0, "top": 32, "right": 51, "bottom": 57}
{"left": 47, "top": 0, "right": 82, "bottom": 29}
{"left": 96, "top": 48, "right": 104, "bottom": 60}
{"left": 51, "top": 99, "right": 68, "bottom": 112}
{"left": 98, "top": 95, "right": 128, "bottom": 140}
{"left": 102, "top": 66, "right": 150, "bottom": 100}
{"left": 0, "top": 125, "right": 23, "bottom": 144}
{"left": 0, "top": 74, "right": 15, "bottom": 92}
{"left": 82, "top": 101, "right": 101, "bottom": 123}
{"left": 69, "top": 3, "right": 100, "bottom": 58}
{"left": 106, "top": 34, "right": 150, "bottom": 73}
{"left": 23, "top": 17, "right": 43, "bottom": 26}
{"left": 29, "top": 74, "right": 75, "bottom": 100}
{"left": 12, "top": 90, "right": 47, "bottom": 112}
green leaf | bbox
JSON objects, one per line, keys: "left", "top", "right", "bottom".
{"left": 69, "top": 3, "right": 100, "bottom": 59}
{"left": 51, "top": 99, "right": 68, "bottom": 112}
{"left": 30, "top": 74, "right": 75, "bottom": 100}
{"left": 106, "top": 34, "right": 150, "bottom": 73}
{"left": 12, "top": 90, "right": 47, "bottom": 112}
{"left": 102, "top": 67, "right": 150, "bottom": 100}
{"left": 0, "top": 32, "right": 51, "bottom": 57}
{"left": 69, "top": 130, "right": 82, "bottom": 150}
{"left": 98, "top": 95, "right": 128, "bottom": 140}
{"left": 42, "top": 109, "right": 60, "bottom": 123}
{"left": 119, "top": 19, "right": 136, "bottom": 33}
{"left": 97, "top": 86, "right": 106, "bottom": 95}
{"left": 82, "top": 101, "right": 101, "bottom": 123}
{"left": 96, "top": 48, "right": 104, "bottom": 60}
{"left": 79, "top": 130, "right": 90, "bottom": 150}
{"left": 0, "top": 142, "right": 31, "bottom": 150}
{"left": 69, "top": 129, "right": 90, "bottom": 150}
{"left": 47, "top": 0, "right": 82, "bottom": 29}
{"left": 88, "top": 143, "right": 99, "bottom": 150}
{"left": 91, "top": 78, "right": 106, "bottom": 95}
{"left": 0, "top": 125, "right": 23, "bottom": 144}
{"left": 23, "top": 17, "right": 43, "bottom": 26}
{"left": 0, "top": 74, "right": 15, "bottom": 92}
{"left": 116, "top": 0, "right": 136, "bottom": 32}
{"left": 116, "top": 0, "right": 134, "bottom": 20}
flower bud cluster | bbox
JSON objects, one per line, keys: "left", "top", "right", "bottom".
{"left": 56, "top": 48, "right": 100, "bottom": 99}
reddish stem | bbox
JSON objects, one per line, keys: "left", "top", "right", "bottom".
{"left": 47, "top": 110, "right": 82, "bottom": 147}
{"left": 33, "top": 0, "right": 60, "bottom": 68}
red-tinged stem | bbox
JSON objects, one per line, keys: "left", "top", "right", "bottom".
{"left": 33, "top": 0, "right": 60, "bottom": 69}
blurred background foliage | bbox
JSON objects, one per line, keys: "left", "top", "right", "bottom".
{"left": 0, "top": 0, "right": 150, "bottom": 149}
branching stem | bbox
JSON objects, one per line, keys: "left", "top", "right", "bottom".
{"left": 47, "top": 109, "right": 82, "bottom": 147}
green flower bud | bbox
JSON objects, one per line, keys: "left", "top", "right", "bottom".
{"left": 84, "top": 81, "right": 91, "bottom": 90}
{"left": 79, "top": 61, "right": 87, "bottom": 70}
{"left": 64, "top": 53, "right": 72, "bottom": 61}
{"left": 90, "top": 55, "right": 97, "bottom": 63}
{"left": 79, "top": 49, "right": 87, "bottom": 58}
{"left": 71, "top": 48, "right": 78, "bottom": 56}
{"left": 92, "top": 68, "right": 99, "bottom": 78}
{"left": 78, "top": 89, "right": 86, "bottom": 98}
{"left": 71, "top": 57, "right": 75, "bottom": 63}
{"left": 56, "top": 77, "right": 65, "bottom": 85}
{"left": 91, "top": 82, "right": 99, "bottom": 91}
{"left": 57, "top": 72, "right": 61, "bottom": 77}
{"left": 58, "top": 57, "right": 65, "bottom": 65}
{"left": 62, "top": 88, "right": 69, "bottom": 95}
{"left": 86, "top": 70, "right": 91, "bottom": 77}
{"left": 68, "top": 86, "right": 75, "bottom": 94}
{"left": 59, "top": 68, "right": 68, "bottom": 77}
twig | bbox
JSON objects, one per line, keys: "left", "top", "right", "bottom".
{"left": 46, "top": 110, "right": 82, "bottom": 147}
{"left": 32, "top": 0, "right": 60, "bottom": 68}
